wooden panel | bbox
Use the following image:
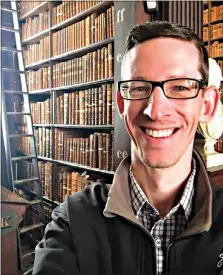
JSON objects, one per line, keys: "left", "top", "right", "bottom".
{"left": 165, "top": 1, "right": 203, "bottom": 38}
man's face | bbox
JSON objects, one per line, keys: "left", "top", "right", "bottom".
{"left": 119, "top": 38, "right": 217, "bottom": 168}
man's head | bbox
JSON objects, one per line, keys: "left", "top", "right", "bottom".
{"left": 117, "top": 21, "right": 219, "bottom": 169}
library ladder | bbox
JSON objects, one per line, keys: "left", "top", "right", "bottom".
{"left": 1, "top": 1, "right": 45, "bottom": 272}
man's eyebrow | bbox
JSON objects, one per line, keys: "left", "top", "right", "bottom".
{"left": 129, "top": 76, "right": 148, "bottom": 80}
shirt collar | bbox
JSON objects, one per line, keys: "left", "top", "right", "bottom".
{"left": 130, "top": 158, "right": 196, "bottom": 219}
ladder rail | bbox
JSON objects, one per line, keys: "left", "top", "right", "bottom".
{"left": 10, "top": 1, "right": 44, "bottom": 200}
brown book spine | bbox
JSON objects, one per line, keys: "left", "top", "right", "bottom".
{"left": 107, "top": 84, "right": 112, "bottom": 125}
{"left": 98, "top": 133, "right": 103, "bottom": 170}
{"left": 67, "top": 173, "right": 72, "bottom": 195}
{"left": 107, "top": 43, "right": 114, "bottom": 78}
{"left": 79, "top": 91, "right": 85, "bottom": 125}
{"left": 62, "top": 172, "right": 67, "bottom": 201}
{"left": 102, "top": 84, "right": 107, "bottom": 125}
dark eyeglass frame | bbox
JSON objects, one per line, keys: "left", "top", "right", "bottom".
{"left": 118, "top": 78, "right": 206, "bottom": 100}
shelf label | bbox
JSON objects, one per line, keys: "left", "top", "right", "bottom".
{"left": 117, "top": 150, "right": 128, "bottom": 159}
{"left": 117, "top": 8, "right": 125, "bottom": 23}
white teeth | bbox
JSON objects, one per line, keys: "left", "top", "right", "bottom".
{"left": 145, "top": 128, "right": 174, "bottom": 138}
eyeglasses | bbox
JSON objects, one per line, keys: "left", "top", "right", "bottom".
{"left": 118, "top": 78, "right": 206, "bottom": 100}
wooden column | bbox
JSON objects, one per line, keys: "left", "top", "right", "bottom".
{"left": 114, "top": 1, "right": 149, "bottom": 168}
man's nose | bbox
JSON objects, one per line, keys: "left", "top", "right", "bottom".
{"left": 143, "top": 87, "right": 172, "bottom": 120}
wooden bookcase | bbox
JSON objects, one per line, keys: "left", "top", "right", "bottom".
{"left": 17, "top": 1, "right": 116, "bottom": 219}
{"left": 16, "top": 1, "right": 152, "bottom": 220}
{"left": 203, "top": 0, "right": 223, "bottom": 153}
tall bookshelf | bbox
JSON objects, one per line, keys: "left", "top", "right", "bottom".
{"left": 203, "top": 0, "right": 223, "bottom": 153}
{"left": 17, "top": 1, "right": 116, "bottom": 218}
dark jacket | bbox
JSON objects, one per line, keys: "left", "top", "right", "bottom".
{"left": 31, "top": 151, "right": 223, "bottom": 275}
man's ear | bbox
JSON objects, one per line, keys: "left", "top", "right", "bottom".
{"left": 117, "top": 89, "right": 125, "bottom": 118}
{"left": 199, "top": 85, "right": 220, "bottom": 123}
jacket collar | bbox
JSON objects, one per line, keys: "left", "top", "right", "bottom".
{"left": 103, "top": 150, "right": 212, "bottom": 236}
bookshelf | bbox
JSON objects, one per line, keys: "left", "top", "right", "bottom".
{"left": 17, "top": 1, "right": 116, "bottom": 214}
{"left": 203, "top": 0, "right": 223, "bottom": 153}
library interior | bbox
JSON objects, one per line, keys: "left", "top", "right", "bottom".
{"left": 1, "top": 1, "right": 223, "bottom": 274}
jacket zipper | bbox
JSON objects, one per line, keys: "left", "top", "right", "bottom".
{"left": 165, "top": 231, "right": 207, "bottom": 274}
{"left": 119, "top": 216, "right": 158, "bottom": 275}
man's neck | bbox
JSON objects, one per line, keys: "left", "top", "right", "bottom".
{"left": 131, "top": 150, "right": 193, "bottom": 217}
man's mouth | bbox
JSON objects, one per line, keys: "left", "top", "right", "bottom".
{"left": 141, "top": 127, "right": 179, "bottom": 138}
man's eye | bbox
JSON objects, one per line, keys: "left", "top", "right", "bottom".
{"left": 131, "top": 86, "right": 149, "bottom": 92}
{"left": 174, "top": 86, "right": 189, "bottom": 91}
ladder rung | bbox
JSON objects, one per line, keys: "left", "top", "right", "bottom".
{"left": 14, "top": 177, "right": 39, "bottom": 185}
{"left": 1, "top": 26, "right": 19, "bottom": 33}
{"left": 2, "top": 68, "right": 25, "bottom": 74}
{"left": 1, "top": 6, "right": 17, "bottom": 13}
{"left": 9, "top": 134, "right": 33, "bottom": 138}
{"left": 27, "top": 199, "right": 42, "bottom": 206}
{"left": 4, "top": 90, "right": 27, "bottom": 94}
{"left": 1, "top": 46, "right": 22, "bottom": 53}
{"left": 12, "top": 155, "right": 35, "bottom": 162}
{"left": 7, "top": 112, "right": 30, "bottom": 115}
{"left": 20, "top": 222, "right": 44, "bottom": 234}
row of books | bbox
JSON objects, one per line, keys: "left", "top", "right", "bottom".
{"left": 203, "top": 5, "right": 223, "bottom": 24}
{"left": 34, "top": 128, "right": 53, "bottom": 158}
{"left": 30, "top": 99, "right": 52, "bottom": 124}
{"left": 56, "top": 84, "right": 114, "bottom": 125}
{"left": 52, "top": 6, "right": 114, "bottom": 56}
{"left": 51, "top": 1, "right": 102, "bottom": 26}
{"left": 209, "top": 41, "right": 223, "bottom": 58}
{"left": 55, "top": 129, "right": 114, "bottom": 171}
{"left": 27, "top": 67, "right": 50, "bottom": 91}
{"left": 23, "top": 36, "right": 50, "bottom": 65}
{"left": 53, "top": 43, "right": 113, "bottom": 87}
{"left": 43, "top": 201, "right": 53, "bottom": 223}
{"left": 203, "top": 24, "right": 223, "bottom": 41}
{"left": 18, "top": 1, "right": 44, "bottom": 18}
{"left": 39, "top": 161, "right": 109, "bottom": 204}
{"left": 21, "top": 11, "right": 49, "bottom": 41}
{"left": 38, "top": 161, "right": 53, "bottom": 200}
{"left": 210, "top": 23, "right": 223, "bottom": 39}
{"left": 54, "top": 168, "right": 106, "bottom": 203}
{"left": 17, "top": 136, "right": 31, "bottom": 156}
{"left": 20, "top": 204, "right": 41, "bottom": 227}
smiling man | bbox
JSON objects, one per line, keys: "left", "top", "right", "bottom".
{"left": 30, "top": 21, "right": 223, "bottom": 275}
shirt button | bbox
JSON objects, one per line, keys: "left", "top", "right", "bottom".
{"left": 155, "top": 238, "right": 162, "bottom": 248}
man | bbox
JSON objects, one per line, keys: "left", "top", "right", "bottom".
{"left": 30, "top": 21, "right": 223, "bottom": 275}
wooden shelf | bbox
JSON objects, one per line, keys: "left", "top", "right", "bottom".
{"left": 22, "top": 29, "right": 49, "bottom": 45}
{"left": 37, "top": 156, "right": 115, "bottom": 175}
{"left": 52, "top": 78, "right": 114, "bottom": 91}
{"left": 51, "top": 1, "right": 113, "bottom": 32}
{"left": 51, "top": 38, "right": 114, "bottom": 62}
{"left": 209, "top": 18, "right": 223, "bottom": 25}
{"left": 210, "top": 36, "right": 223, "bottom": 42}
{"left": 212, "top": 56, "right": 223, "bottom": 60}
{"left": 54, "top": 159, "right": 115, "bottom": 175}
{"left": 25, "top": 58, "right": 51, "bottom": 70}
{"left": 29, "top": 88, "right": 51, "bottom": 95}
{"left": 37, "top": 156, "right": 53, "bottom": 162}
{"left": 53, "top": 124, "right": 114, "bottom": 129}
{"left": 19, "top": 2, "right": 49, "bottom": 20}
{"left": 33, "top": 124, "right": 52, "bottom": 127}
{"left": 43, "top": 196, "right": 60, "bottom": 205}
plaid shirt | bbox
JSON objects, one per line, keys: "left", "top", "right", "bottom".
{"left": 129, "top": 159, "right": 196, "bottom": 275}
